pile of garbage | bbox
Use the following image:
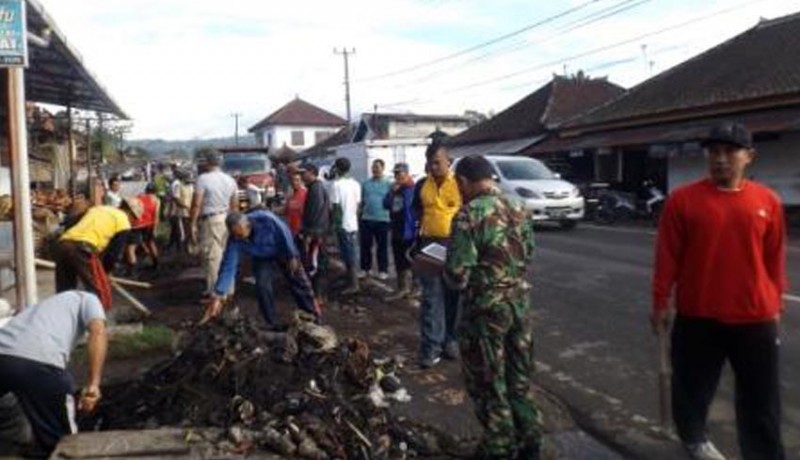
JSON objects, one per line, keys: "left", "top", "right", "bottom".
{"left": 86, "top": 311, "right": 460, "bottom": 459}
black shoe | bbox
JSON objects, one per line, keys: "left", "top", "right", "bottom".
{"left": 471, "top": 448, "right": 516, "bottom": 460}
{"left": 20, "top": 444, "right": 50, "bottom": 459}
{"left": 443, "top": 341, "right": 460, "bottom": 360}
{"left": 418, "top": 355, "right": 441, "bottom": 369}
{"left": 266, "top": 323, "right": 289, "bottom": 333}
{"left": 516, "top": 442, "right": 541, "bottom": 460}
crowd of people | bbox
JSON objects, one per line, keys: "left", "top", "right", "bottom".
{"left": 0, "top": 122, "right": 789, "bottom": 459}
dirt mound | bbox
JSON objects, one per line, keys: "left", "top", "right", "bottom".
{"left": 84, "top": 311, "right": 465, "bottom": 459}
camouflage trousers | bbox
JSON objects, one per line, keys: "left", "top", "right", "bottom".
{"left": 459, "top": 288, "right": 542, "bottom": 458}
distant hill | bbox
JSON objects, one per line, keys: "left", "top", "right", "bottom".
{"left": 125, "top": 136, "right": 257, "bottom": 158}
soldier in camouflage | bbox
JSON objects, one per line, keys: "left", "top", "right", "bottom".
{"left": 444, "top": 155, "right": 542, "bottom": 460}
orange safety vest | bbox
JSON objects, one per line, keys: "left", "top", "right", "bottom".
{"left": 419, "top": 173, "right": 461, "bottom": 238}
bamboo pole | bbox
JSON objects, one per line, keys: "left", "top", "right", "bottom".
{"left": 111, "top": 281, "right": 151, "bottom": 316}
{"left": 34, "top": 258, "right": 153, "bottom": 289}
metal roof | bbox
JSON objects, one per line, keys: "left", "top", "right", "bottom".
{"left": 448, "top": 135, "right": 546, "bottom": 158}
{"left": 24, "top": 0, "right": 127, "bottom": 118}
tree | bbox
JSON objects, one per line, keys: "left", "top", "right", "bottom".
{"left": 463, "top": 110, "right": 490, "bottom": 127}
{"left": 164, "top": 148, "right": 192, "bottom": 162}
{"left": 123, "top": 146, "right": 152, "bottom": 160}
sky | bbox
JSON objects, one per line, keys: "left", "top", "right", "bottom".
{"left": 40, "top": 0, "right": 800, "bottom": 141}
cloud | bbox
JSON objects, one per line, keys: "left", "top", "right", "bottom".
{"left": 39, "top": 0, "right": 800, "bottom": 140}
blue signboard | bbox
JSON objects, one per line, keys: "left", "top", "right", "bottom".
{"left": 0, "top": 0, "right": 27, "bottom": 67}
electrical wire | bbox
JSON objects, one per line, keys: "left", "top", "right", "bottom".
{"left": 387, "top": 0, "right": 654, "bottom": 90}
{"left": 372, "top": 0, "right": 764, "bottom": 110}
{"left": 357, "top": 0, "right": 603, "bottom": 82}
{"left": 446, "top": 0, "right": 768, "bottom": 94}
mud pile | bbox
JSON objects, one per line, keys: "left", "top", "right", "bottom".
{"left": 85, "top": 311, "right": 461, "bottom": 459}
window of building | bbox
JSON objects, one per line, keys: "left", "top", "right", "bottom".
{"left": 267, "top": 133, "right": 273, "bottom": 147}
{"left": 291, "top": 130, "right": 305, "bottom": 146}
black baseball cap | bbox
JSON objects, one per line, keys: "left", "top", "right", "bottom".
{"left": 701, "top": 121, "right": 753, "bottom": 149}
{"left": 393, "top": 162, "right": 409, "bottom": 174}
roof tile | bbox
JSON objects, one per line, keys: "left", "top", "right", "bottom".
{"left": 248, "top": 98, "right": 347, "bottom": 132}
{"left": 448, "top": 75, "right": 624, "bottom": 145}
{"left": 571, "top": 12, "right": 800, "bottom": 128}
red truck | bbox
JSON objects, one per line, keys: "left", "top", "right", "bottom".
{"left": 218, "top": 147, "right": 272, "bottom": 209}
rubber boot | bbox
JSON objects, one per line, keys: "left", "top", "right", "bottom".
{"left": 385, "top": 270, "right": 410, "bottom": 301}
{"left": 341, "top": 268, "right": 360, "bottom": 295}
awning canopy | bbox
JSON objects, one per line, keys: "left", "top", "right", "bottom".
{"left": 529, "top": 106, "right": 800, "bottom": 154}
{"left": 448, "top": 135, "right": 546, "bottom": 158}
{"left": 24, "top": 0, "right": 127, "bottom": 118}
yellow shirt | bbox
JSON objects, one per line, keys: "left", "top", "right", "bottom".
{"left": 61, "top": 206, "right": 131, "bottom": 251}
{"left": 419, "top": 173, "right": 461, "bottom": 238}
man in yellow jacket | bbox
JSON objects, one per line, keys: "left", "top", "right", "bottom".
{"left": 414, "top": 139, "right": 462, "bottom": 368}
{"left": 54, "top": 197, "right": 143, "bottom": 309}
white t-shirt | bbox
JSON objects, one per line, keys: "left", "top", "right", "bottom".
{"left": 104, "top": 191, "right": 122, "bottom": 208}
{"left": 245, "top": 183, "right": 263, "bottom": 209}
{"left": 331, "top": 176, "right": 361, "bottom": 233}
{"left": 170, "top": 179, "right": 181, "bottom": 198}
{"left": 196, "top": 170, "right": 238, "bottom": 216}
{"left": 0, "top": 291, "right": 106, "bottom": 369}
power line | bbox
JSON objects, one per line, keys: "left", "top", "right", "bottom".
{"left": 446, "top": 0, "right": 768, "bottom": 94}
{"left": 378, "top": 54, "right": 636, "bottom": 110}
{"left": 388, "top": 0, "right": 653, "bottom": 91}
{"left": 373, "top": 0, "right": 765, "bottom": 109}
{"left": 457, "top": 0, "right": 651, "bottom": 68}
{"left": 358, "top": 0, "right": 603, "bottom": 83}
{"left": 468, "top": 0, "right": 653, "bottom": 64}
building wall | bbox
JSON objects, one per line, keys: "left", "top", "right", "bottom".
{"left": 668, "top": 132, "right": 800, "bottom": 206}
{"left": 254, "top": 125, "right": 341, "bottom": 151}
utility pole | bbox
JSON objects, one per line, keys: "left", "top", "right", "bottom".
{"left": 641, "top": 44, "right": 650, "bottom": 77}
{"left": 97, "top": 112, "right": 104, "bottom": 165}
{"left": 85, "top": 118, "right": 92, "bottom": 196}
{"left": 334, "top": 47, "right": 355, "bottom": 123}
{"left": 231, "top": 112, "right": 242, "bottom": 145}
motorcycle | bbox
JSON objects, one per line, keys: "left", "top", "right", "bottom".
{"left": 595, "top": 181, "right": 665, "bottom": 226}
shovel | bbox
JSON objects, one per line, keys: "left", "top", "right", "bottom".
{"left": 658, "top": 328, "right": 672, "bottom": 430}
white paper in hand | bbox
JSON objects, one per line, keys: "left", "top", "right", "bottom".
{"left": 421, "top": 243, "right": 448, "bottom": 263}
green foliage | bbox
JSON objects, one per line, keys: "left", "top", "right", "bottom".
{"left": 74, "top": 325, "right": 175, "bottom": 361}
{"left": 109, "top": 325, "right": 174, "bottom": 359}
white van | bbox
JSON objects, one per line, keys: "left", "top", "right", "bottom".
{"left": 453, "top": 155, "right": 584, "bottom": 229}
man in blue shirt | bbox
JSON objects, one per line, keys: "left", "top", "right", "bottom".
{"left": 201, "top": 211, "right": 320, "bottom": 328}
{"left": 359, "top": 159, "right": 392, "bottom": 280}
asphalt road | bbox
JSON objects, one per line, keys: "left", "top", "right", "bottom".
{"left": 530, "top": 224, "right": 799, "bottom": 459}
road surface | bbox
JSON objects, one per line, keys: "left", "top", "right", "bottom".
{"left": 530, "top": 224, "right": 799, "bottom": 459}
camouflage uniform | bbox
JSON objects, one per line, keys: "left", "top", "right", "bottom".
{"left": 444, "top": 187, "right": 542, "bottom": 459}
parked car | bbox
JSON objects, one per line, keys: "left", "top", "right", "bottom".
{"left": 452, "top": 155, "right": 585, "bottom": 229}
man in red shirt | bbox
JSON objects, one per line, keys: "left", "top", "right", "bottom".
{"left": 285, "top": 171, "right": 307, "bottom": 238}
{"left": 126, "top": 183, "right": 161, "bottom": 273}
{"left": 652, "top": 122, "right": 786, "bottom": 460}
